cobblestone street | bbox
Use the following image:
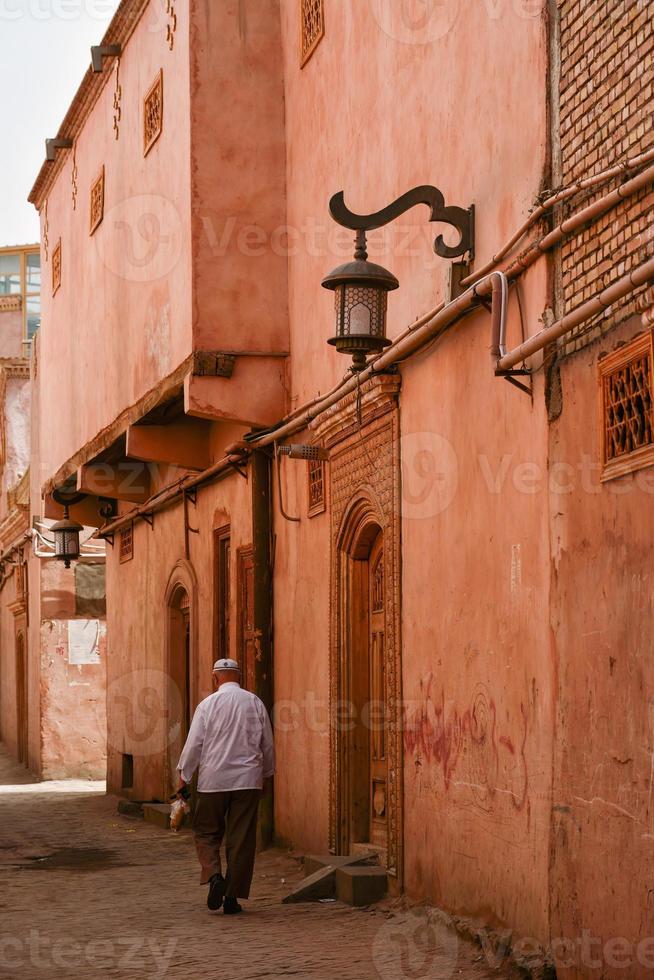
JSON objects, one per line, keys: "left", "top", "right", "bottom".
{"left": 0, "top": 746, "right": 520, "bottom": 980}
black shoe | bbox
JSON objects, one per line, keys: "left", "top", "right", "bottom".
{"left": 223, "top": 897, "right": 242, "bottom": 915}
{"left": 207, "top": 873, "right": 225, "bottom": 911}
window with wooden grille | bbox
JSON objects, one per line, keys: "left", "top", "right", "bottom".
{"left": 300, "top": 0, "right": 324, "bottom": 66}
{"left": 89, "top": 166, "right": 105, "bottom": 235}
{"left": 143, "top": 69, "right": 163, "bottom": 156}
{"left": 307, "top": 458, "right": 326, "bottom": 516}
{"left": 600, "top": 330, "right": 654, "bottom": 480}
{"left": 52, "top": 239, "right": 61, "bottom": 296}
{"left": 119, "top": 525, "right": 133, "bottom": 563}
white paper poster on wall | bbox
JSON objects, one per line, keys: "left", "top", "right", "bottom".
{"left": 68, "top": 619, "right": 105, "bottom": 665}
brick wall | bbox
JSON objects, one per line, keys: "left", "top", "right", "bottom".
{"left": 557, "top": 0, "right": 654, "bottom": 352}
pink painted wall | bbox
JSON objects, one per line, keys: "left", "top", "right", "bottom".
{"left": 189, "top": 0, "right": 289, "bottom": 355}
{"left": 2, "top": 378, "right": 30, "bottom": 506}
{"left": 0, "top": 309, "right": 24, "bottom": 360}
{"left": 37, "top": 0, "right": 193, "bottom": 485}
{"left": 548, "top": 315, "right": 654, "bottom": 979}
{"left": 104, "top": 475, "right": 251, "bottom": 802}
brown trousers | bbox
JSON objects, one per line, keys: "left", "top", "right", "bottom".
{"left": 192, "top": 789, "right": 261, "bottom": 898}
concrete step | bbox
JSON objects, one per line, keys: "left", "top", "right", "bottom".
{"left": 117, "top": 800, "right": 144, "bottom": 819}
{"left": 282, "top": 853, "right": 385, "bottom": 905}
{"left": 142, "top": 803, "right": 173, "bottom": 830}
{"left": 336, "top": 865, "right": 388, "bottom": 907}
{"left": 282, "top": 865, "right": 340, "bottom": 904}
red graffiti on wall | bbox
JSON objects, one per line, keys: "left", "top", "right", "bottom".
{"left": 403, "top": 678, "right": 529, "bottom": 811}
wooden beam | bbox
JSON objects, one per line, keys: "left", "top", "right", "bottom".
{"left": 126, "top": 422, "right": 212, "bottom": 471}
{"left": 184, "top": 357, "right": 287, "bottom": 427}
{"left": 77, "top": 461, "right": 151, "bottom": 503}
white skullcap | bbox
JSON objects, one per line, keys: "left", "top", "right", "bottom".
{"left": 213, "top": 658, "right": 240, "bottom": 673}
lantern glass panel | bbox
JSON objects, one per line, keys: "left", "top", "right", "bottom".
{"left": 339, "top": 284, "right": 387, "bottom": 338}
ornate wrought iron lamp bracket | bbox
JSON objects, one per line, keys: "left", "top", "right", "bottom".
{"left": 329, "top": 186, "right": 475, "bottom": 261}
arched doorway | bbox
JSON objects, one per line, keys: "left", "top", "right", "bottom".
{"left": 167, "top": 585, "right": 192, "bottom": 797}
{"left": 16, "top": 632, "right": 28, "bottom": 766}
{"left": 337, "top": 503, "right": 390, "bottom": 866}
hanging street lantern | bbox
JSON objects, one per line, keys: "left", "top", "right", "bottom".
{"left": 322, "top": 229, "right": 398, "bottom": 372}
{"left": 51, "top": 505, "right": 84, "bottom": 569}
{"left": 323, "top": 186, "right": 475, "bottom": 371}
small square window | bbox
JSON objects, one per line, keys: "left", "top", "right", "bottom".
{"left": 599, "top": 329, "right": 654, "bottom": 481}
{"left": 308, "top": 458, "right": 326, "bottom": 516}
{"left": 143, "top": 69, "right": 163, "bottom": 156}
{"left": 300, "top": 0, "right": 325, "bottom": 67}
{"left": 89, "top": 166, "right": 105, "bottom": 235}
{"left": 52, "top": 239, "right": 61, "bottom": 296}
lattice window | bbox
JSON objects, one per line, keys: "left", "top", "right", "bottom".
{"left": 119, "top": 525, "right": 133, "bottom": 564}
{"left": 300, "top": 0, "right": 325, "bottom": 67}
{"left": 52, "top": 239, "right": 61, "bottom": 296}
{"left": 307, "top": 458, "right": 326, "bottom": 515}
{"left": 15, "top": 561, "right": 26, "bottom": 604}
{"left": 143, "top": 70, "right": 163, "bottom": 156}
{"left": 89, "top": 166, "right": 105, "bottom": 235}
{"left": 600, "top": 330, "right": 654, "bottom": 480}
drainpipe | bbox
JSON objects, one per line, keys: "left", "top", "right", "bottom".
{"left": 251, "top": 449, "right": 274, "bottom": 846}
{"left": 497, "top": 255, "right": 654, "bottom": 371}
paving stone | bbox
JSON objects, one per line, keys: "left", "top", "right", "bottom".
{"left": 0, "top": 743, "right": 520, "bottom": 980}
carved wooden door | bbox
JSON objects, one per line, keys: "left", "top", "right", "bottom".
{"left": 368, "top": 535, "right": 388, "bottom": 853}
{"left": 16, "top": 632, "right": 28, "bottom": 766}
{"left": 237, "top": 547, "right": 256, "bottom": 693}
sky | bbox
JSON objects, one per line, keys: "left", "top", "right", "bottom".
{"left": 0, "top": 0, "right": 121, "bottom": 247}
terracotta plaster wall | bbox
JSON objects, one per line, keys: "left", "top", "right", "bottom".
{"left": 278, "top": 0, "right": 550, "bottom": 406}
{"left": 3, "top": 377, "right": 30, "bottom": 503}
{"left": 37, "top": 0, "right": 192, "bottom": 486}
{"left": 104, "top": 470, "right": 251, "bottom": 802}
{"left": 0, "top": 309, "right": 24, "bottom": 360}
{"left": 39, "top": 613, "right": 107, "bottom": 780}
{"left": 272, "top": 0, "right": 552, "bottom": 938}
{"left": 272, "top": 454, "right": 332, "bottom": 855}
{"left": 399, "top": 282, "right": 552, "bottom": 940}
{"left": 549, "top": 319, "right": 654, "bottom": 978}
{"left": 189, "top": 0, "right": 289, "bottom": 355}
{"left": 0, "top": 574, "right": 24, "bottom": 761}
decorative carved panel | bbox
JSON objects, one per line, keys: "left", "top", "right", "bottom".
{"left": 300, "top": 0, "right": 325, "bottom": 67}
{"left": 43, "top": 200, "right": 49, "bottom": 262}
{"left": 113, "top": 60, "right": 122, "bottom": 141}
{"left": 89, "top": 166, "right": 105, "bottom": 235}
{"left": 71, "top": 142, "right": 78, "bottom": 211}
{"left": 313, "top": 373, "right": 403, "bottom": 883}
{"left": 166, "top": 0, "right": 177, "bottom": 50}
{"left": 0, "top": 296, "right": 22, "bottom": 313}
{"left": 143, "top": 69, "right": 163, "bottom": 157}
{"left": 599, "top": 329, "right": 654, "bottom": 481}
{"left": 52, "top": 239, "right": 61, "bottom": 296}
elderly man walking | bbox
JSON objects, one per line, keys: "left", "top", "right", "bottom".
{"left": 177, "top": 658, "right": 274, "bottom": 915}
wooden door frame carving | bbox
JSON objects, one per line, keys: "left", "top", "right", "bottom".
{"left": 15, "top": 627, "right": 28, "bottom": 766}
{"left": 163, "top": 559, "right": 198, "bottom": 800}
{"left": 313, "top": 374, "right": 403, "bottom": 886}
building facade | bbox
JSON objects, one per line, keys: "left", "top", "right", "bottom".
{"left": 26, "top": 0, "right": 654, "bottom": 975}
{"left": 0, "top": 244, "right": 107, "bottom": 779}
